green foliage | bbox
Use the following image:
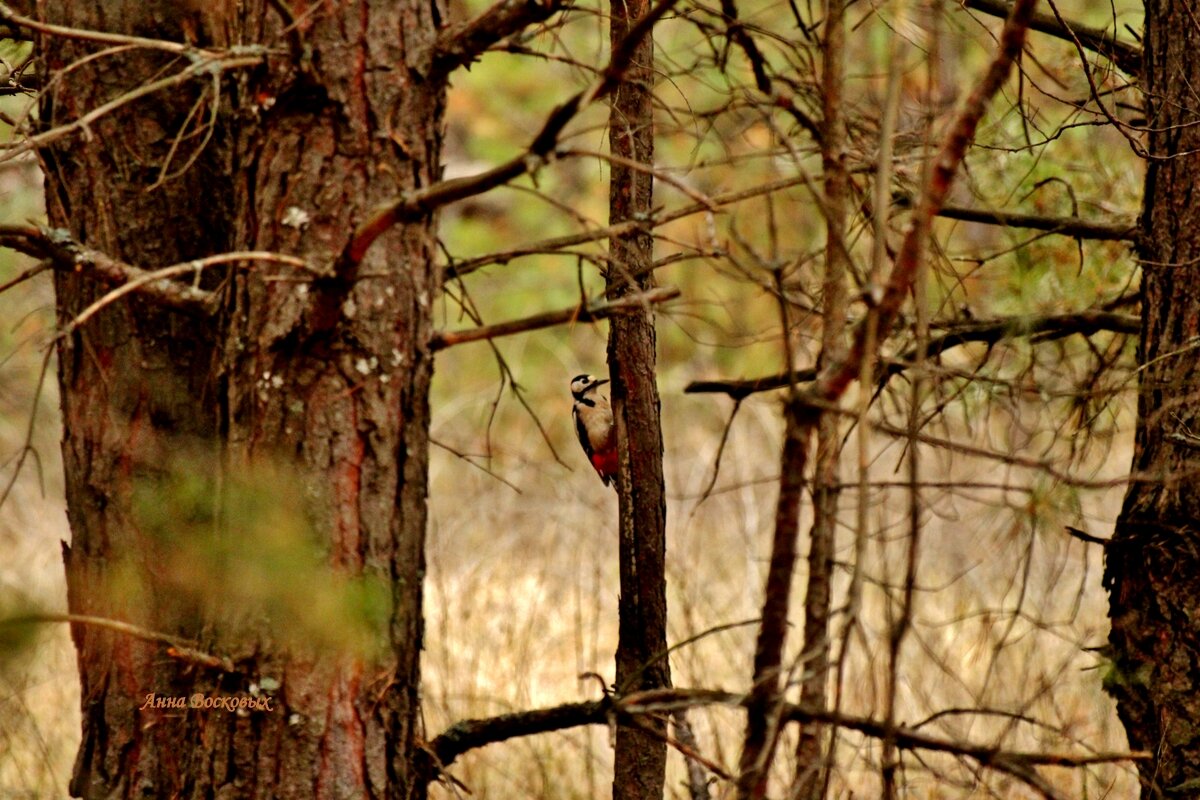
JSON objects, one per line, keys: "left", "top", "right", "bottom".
{"left": 131, "top": 454, "right": 390, "bottom": 659}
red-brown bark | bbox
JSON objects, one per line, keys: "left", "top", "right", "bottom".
{"left": 39, "top": 2, "right": 443, "bottom": 796}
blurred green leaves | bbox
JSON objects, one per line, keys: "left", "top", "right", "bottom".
{"left": 130, "top": 454, "right": 390, "bottom": 660}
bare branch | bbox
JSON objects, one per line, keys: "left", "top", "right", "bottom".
{"left": 417, "top": 687, "right": 1148, "bottom": 790}
{"left": 1065, "top": 525, "right": 1111, "bottom": 546}
{"left": 962, "top": 0, "right": 1140, "bottom": 75}
{"left": 0, "top": 258, "right": 48, "bottom": 295}
{"left": 684, "top": 309, "right": 1138, "bottom": 398}
{"left": 814, "top": 0, "right": 1039, "bottom": 406}
{"left": 0, "top": 2, "right": 213, "bottom": 54}
{"left": 0, "top": 225, "right": 217, "bottom": 313}
{"left": 423, "top": 699, "right": 609, "bottom": 777}
{"left": 914, "top": 199, "right": 1137, "bottom": 241}
{"left": 673, "top": 710, "right": 715, "bottom": 798}
{"left": 428, "top": 286, "right": 680, "bottom": 350}
{"left": 431, "top": 0, "right": 570, "bottom": 74}
{"left": 0, "top": 225, "right": 315, "bottom": 318}
{"left": 726, "top": 4, "right": 1039, "bottom": 791}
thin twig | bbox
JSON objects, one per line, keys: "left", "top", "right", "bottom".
{"left": 430, "top": 437, "right": 522, "bottom": 493}
{"left": 0, "top": 258, "right": 48, "bottom": 295}
{"left": 0, "top": 2, "right": 226, "bottom": 56}
{"left": 1, "top": 612, "right": 234, "bottom": 671}
{"left": 2, "top": 53, "right": 264, "bottom": 163}
{"left": 443, "top": 173, "right": 812, "bottom": 281}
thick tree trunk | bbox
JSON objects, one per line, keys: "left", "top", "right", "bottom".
{"left": 40, "top": 2, "right": 444, "bottom": 797}
{"left": 607, "top": 0, "right": 670, "bottom": 796}
{"left": 1105, "top": 0, "right": 1200, "bottom": 794}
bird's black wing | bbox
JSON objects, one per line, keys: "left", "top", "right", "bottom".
{"left": 573, "top": 406, "right": 595, "bottom": 460}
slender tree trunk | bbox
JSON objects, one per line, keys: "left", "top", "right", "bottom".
{"left": 1105, "top": 0, "right": 1200, "bottom": 794}
{"left": 737, "top": 402, "right": 812, "bottom": 800}
{"left": 607, "top": 0, "right": 670, "bottom": 796}
{"left": 793, "top": 0, "right": 848, "bottom": 791}
{"left": 40, "top": 2, "right": 444, "bottom": 797}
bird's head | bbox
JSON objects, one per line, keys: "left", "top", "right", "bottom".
{"left": 570, "top": 373, "right": 609, "bottom": 400}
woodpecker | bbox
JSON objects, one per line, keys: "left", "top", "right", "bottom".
{"left": 570, "top": 373, "right": 618, "bottom": 486}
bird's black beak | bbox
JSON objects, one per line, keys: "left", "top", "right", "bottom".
{"left": 594, "top": 379, "right": 610, "bottom": 387}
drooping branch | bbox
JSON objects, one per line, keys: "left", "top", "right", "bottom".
{"left": 431, "top": 0, "right": 571, "bottom": 74}
{"left": 344, "top": 0, "right": 682, "bottom": 270}
{"left": 961, "top": 0, "right": 1141, "bottom": 75}
{"left": 684, "top": 309, "right": 1138, "bottom": 398}
{"left": 428, "top": 286, "right": 679, "bottom": 350}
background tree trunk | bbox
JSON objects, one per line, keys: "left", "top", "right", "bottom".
{"left": 794, "top": 0, "right": 848, "bottom": 789}
{"left": 607, "top": 0, "right": 670, "bottom": 795}
{"left": 1105, "top": 0, "right": 1200, "bottom": 793}
{"left": 39, "top": 2, "right": 444, "bottom": 796}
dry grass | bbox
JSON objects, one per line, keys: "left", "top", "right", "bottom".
{"left": 0, "top": 265, "right": 79, "bottom": 798}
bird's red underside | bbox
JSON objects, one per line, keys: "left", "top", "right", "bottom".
{"left": 590, "top": 449, "right": 618, "bottom": 479}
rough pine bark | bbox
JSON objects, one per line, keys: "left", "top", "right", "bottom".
{"left": 38, "top": 1, "right": 444, "bottom": 797}
{"left": 1105, "top": 0, "right": 1200, "bottom": 793}
{"left": 606, "top": 0, "right": 670, "bottom": 796}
